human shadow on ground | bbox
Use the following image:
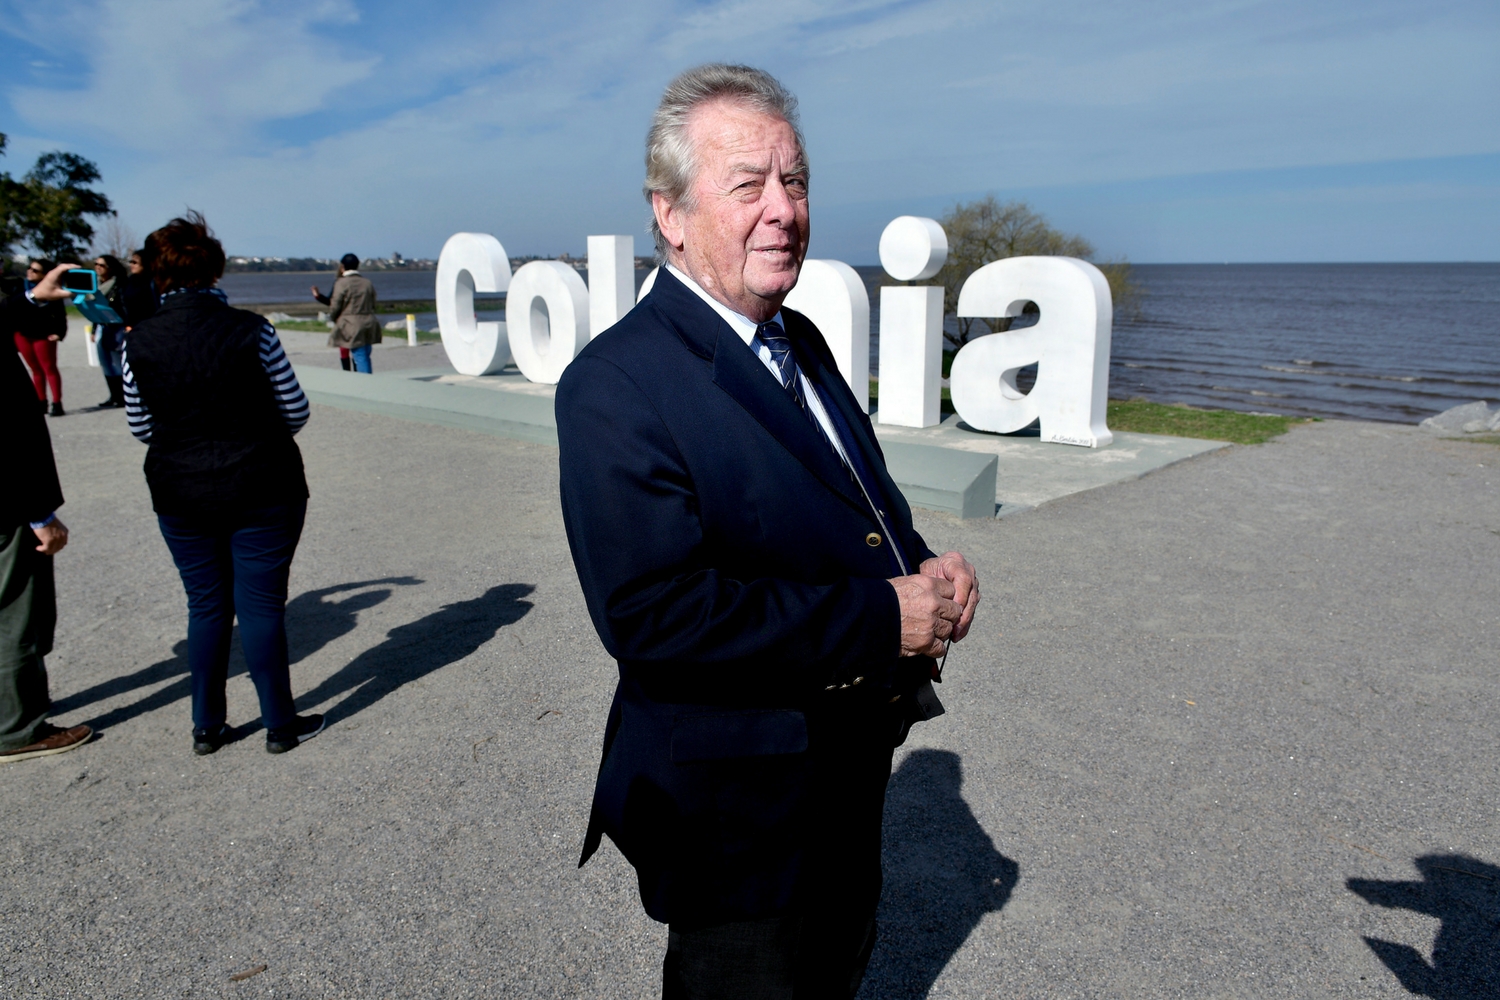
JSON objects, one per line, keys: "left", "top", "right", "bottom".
{"left": 858, "top": 749, "right": 1019, "bottom": 1000}
{"left": 59, "top": 577, "right": 421, "bottom": 734}
{"left": 285, "top": 577, "right": 423, "bottom": 665}
{"left": 61, "top": 639, "right": 193, "bottom": 734}
{"left": 1347, "top": 854, "right": 1500, "bottom": 998}
{"left": 295, "top": 582, "right": 534, "bottom": 726}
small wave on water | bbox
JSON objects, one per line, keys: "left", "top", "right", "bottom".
{"left": 1261, "top": 364, "right": 1421, "bottom": 382}
{"left": 1112, "top": 263, "right": 1500, "bottom": 423}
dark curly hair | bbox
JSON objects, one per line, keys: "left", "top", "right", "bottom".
{"left": 95, "top": 254, "right": 127, "bottom": 284}
{"left": 143, "top": 210, "right": 225, "bottom": 294}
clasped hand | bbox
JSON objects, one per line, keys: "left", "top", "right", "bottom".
{"left": 34, "top": 518, "right": 69, "bottom": 556}
{"left": 889, "top": 551, "right": 979, "bottom": 658}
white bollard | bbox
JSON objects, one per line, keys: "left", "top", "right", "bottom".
{"left": 406, "top": 314, "right": 417, "bottom": 347}
{"left": 84, "top": 323, "right": 100, "bottom": 367}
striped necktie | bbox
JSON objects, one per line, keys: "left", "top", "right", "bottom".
{"left": 757, "top": 321, "right": 820, "bottom": 427}
{"left": 756, "top": 322, "right": 907, "bottom": 577}
{"left": 757, "top": 320, "right": 865, "bottom": 480}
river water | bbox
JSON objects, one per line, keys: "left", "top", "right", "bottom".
{"left": 1113, "top": 264, "right": 1500, "bottom": 423}
{"left": 218, "top": 263, "right": 1499, "bottom": 424}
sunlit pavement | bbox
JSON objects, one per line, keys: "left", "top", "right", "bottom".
{"left": 4, "top": 346, "right": 1497, "bottom": 998}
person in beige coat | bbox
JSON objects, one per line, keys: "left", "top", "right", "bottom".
{"left": 311, "top": 254, "right": 381, "bottom": 372}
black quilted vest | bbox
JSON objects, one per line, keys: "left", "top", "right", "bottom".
{"left": 127, "top": 290, "right": 308, "bottom": 517}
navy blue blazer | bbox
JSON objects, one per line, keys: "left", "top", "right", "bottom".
{"left": 556, "top": 268, "right": 941, "bottom": 926}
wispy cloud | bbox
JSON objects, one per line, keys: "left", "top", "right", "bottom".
{"left": 1, "top": 0, "right": 1494, "bottom": 260}
{"left": 8, "top": 0, "right": 377, "bottom": 150}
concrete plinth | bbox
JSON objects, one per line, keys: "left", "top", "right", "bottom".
{"left": 296, "top": 366, "right": 558, "bottom": 445}
{"left": 295, "top": 364, "right": 1229, "bottom": 518}
{"left": 873, "top": 415, "right": 1230, "bottom": 511}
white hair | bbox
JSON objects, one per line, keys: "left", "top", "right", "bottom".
{"left": 643, "top": 64, "right": 807, "bottom": 263}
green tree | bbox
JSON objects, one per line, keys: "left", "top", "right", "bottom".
{"left": 931, "top": 196, "right": 1139, "bottom": 349}
{"left": 0, "top": 134, "right": 24, "bottom": 272}
{"left": 0, "top": 135, "right": 115, "bottom": 266}
{"left": 16, "top": 151, "right": 114, "bottom": 260}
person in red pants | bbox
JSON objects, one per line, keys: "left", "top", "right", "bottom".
{"left": 6, "top": 259, "right": 69, "bottom": 416}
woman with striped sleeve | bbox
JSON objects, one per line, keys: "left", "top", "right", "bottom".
{"left": 121, "top": 211, "right": 324, "bottom": 756}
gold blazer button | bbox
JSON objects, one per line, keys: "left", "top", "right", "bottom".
{"left": 865, "top": 532, "right": 882, "bottom": 547}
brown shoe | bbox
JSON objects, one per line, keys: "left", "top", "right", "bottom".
{"left": 0, "top": 724, "right": 93, "bottom": 762}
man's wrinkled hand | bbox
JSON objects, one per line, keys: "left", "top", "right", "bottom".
{"left": 34, "top": 519, "right": 69, "bottom": 555}
{"left": 889, "top": 573, "right": 962, "bottom": 658}
{"left": 920, "top": 551, "right": 979, "bottom": 641}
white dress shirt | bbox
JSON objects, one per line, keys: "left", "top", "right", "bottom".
{"left": 666, "top": 264, "right": 850, "bottom": 466}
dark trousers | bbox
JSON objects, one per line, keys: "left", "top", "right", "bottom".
{"left": 663, "top": 707, "right": 897, "bottom": 1000}
{"left": 0, "top": 523, "right": 55, "bottom": 750}
{"left": 664, "top": 904, "right": 877, "bottom": 1000}
{"left": 157, "top": 503, "right": 306, "bottom": 732}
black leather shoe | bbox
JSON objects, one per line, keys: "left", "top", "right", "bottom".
{"left": 266, "top": 714, "right": 325, "bottom": 754}
{"left": 49, "top": 402, "right": 65, "bottom": 417}
{"left": 192, "top": 723, "right": 231, "bottom": 755}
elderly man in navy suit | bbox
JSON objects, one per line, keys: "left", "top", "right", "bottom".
{"left": 556, "top": 64, "right": 979, "bottom": 999}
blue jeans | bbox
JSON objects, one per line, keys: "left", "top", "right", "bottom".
{"left": 157, "top": 503, "right": 306, "bottom": 731}
{"left": 97, "top": 324, "right": 124, "bottom": 377}
{"left": 350, "top": 344, "right": 372, "bottom": 373}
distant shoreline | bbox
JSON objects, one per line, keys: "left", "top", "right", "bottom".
{"left": 224, "top": 264, "right": 437, "bottom": 274}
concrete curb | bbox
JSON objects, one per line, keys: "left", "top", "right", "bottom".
{"left": 293, "top": 364, "right": 1228, "bottom": 518}
{"left": 297, "top": 365, "right": 558, "bottom": 445}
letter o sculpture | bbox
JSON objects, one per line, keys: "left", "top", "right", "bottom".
{"left": 950, "top": 256, "right": 1112, "bottom": 447}
{"left": 505, "top": 260, "right": 591, "bottom": 384}
{"left": 436, "top": 233, "right": 512, "bottom": 375}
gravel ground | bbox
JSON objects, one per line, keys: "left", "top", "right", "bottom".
{"left": 3, "top": 353, "right": 1497, "bottom": 999}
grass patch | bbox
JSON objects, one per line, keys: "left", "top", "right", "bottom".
{"left": 272, "top": 319, "right": 334, "bottom": 333}
{"left": 378, "top": 298, "right": 452, "bottom": 314}
{"left": 868, "top": 383, "right": 1306, "bottom": 443}
{"left": 866, "top": 380, "right": 1308, "bottom": 445}
{"left": 1443, "top": 434, "right": 1500, "bottom": 446}
{"left": 1107, "top": 399, "right": 1311, "bottom": 444}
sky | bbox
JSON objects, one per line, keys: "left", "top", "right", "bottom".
{"left": 1, "top": 0, "right": 1497, "bottom": 263}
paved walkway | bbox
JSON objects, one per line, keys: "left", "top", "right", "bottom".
{"left": 3, "top": 347, "right": 1498, "bottom": 998}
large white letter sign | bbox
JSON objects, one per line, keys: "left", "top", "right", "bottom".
{"left": 950, "top": 256, "right": 1112, "bottom": 447}
{"left": 505, "top": 260, "right": 591, "bottom": 384}
{"left": 587, "top": 235, "right": 634, "bottom": 338}
{"left": 636, "top": 266, "right": 659, "bottom": 302}
{"left": 783, "top": 259, "right": 870, "bottom": 410}
{"left": 437, "top": 233, "right": 513, "bottom": 375}
{"left": 878, "top": 216, "right": 947, "bottom": 282}
{"left": 876, "top": 216, "right": 948, "bottom": 428}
